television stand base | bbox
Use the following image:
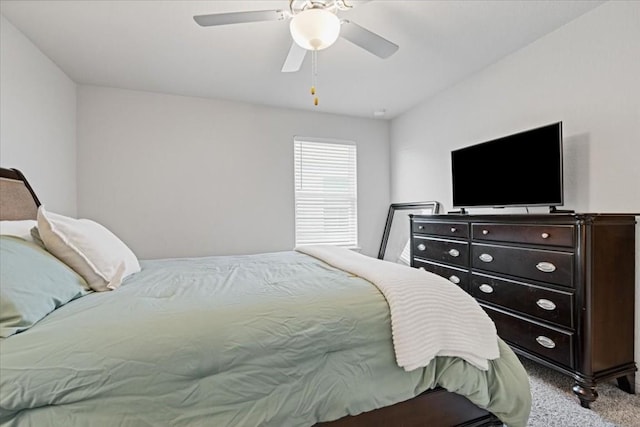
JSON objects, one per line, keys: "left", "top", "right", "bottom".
{"left": 549, "top": 206, "right": 575, "bottom": 214}
{"left": 447, "top": 208, "right": 468, "bottom": 214}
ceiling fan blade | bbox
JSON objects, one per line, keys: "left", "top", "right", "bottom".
{"left": 340, "top": 20, "right": 398, "bottom": 59}
{"left": 194, "top": 10, "right": 285, "bottom": 27}
{"left": 281, "top": 42, "right": 307, "bottom": 73}
{"left": 339, "top": 0, "right": 374, "bottom": 7}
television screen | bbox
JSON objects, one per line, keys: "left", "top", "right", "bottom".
{"left": 451, "top": 122, "right": 563, "bottom": 209}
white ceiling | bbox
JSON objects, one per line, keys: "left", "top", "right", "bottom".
{"left": 1, "top": 0, "right": 605, "bottom": 119}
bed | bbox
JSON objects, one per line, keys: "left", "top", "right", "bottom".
{"left": 0, "top": 167, "right": 531, "bottom": 427}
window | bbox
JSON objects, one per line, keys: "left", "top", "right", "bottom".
{"left": 294, "top": 137, "right": 358, "bottom": 247}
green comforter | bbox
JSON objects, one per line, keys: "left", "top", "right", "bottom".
{"left": 0, "top": 251, "right": 531, "bottom": 426}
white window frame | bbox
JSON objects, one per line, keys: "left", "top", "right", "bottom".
{"left": 294, "top": 137, "right": 358, "bottom": 248}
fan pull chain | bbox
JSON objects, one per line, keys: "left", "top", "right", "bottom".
{"left": 311, "top": 50, "right": 318, "bottom": 106}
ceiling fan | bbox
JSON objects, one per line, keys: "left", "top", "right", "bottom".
{"left": 193, "top": 0, "right": 399, "bottom": 73}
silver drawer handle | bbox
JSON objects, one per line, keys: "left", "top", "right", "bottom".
{"left": 449, "top": 275, "right": 460, "bottom": 284}
{"left": 482, "top": 229, "right": 489, "bottom": 235}
{"left": 541, "top": 232, "right": 550, "bottom": 239}
{"left": 536, "top": 299, "right": 557, "bottom": 311}
{"left": 479, "top": 284, "right": 494, "bottom": 294}
{"left": 536, "top": 336, "right": 556, "bottom": 349}
{"left": 418, "top": 225, "right": 424, "bottom": 230}
{"left": 536, "top": 262, "right": 556, "bottom": 273}
{"left": 450, "top": 227, "right": 457, "bottom": 233}
{"left": 479, "top": 253, "right": 493, "bottom": 263}
{"left": 448, "top": 249, "right": 460, "bottom": 257}
{"left": 417, "top": 243, "right": 426, "bottom": 251}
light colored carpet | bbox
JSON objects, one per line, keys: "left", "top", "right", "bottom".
{"left": 522, "top": 358, "right": 640, "bottom": 427}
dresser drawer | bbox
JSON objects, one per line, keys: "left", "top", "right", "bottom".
{"left": 483, "top": 305, "right": 574, "bottom": 368}
{"left": 472, "top": 223, "right": 574, "bottom": 247}
{"left": 412, "top": 220, "right": 469, "bottom": 239}
{"left": 413, "top": 258, "right": 468, "bottom": 291}
{"left": 469, "top": 273, "right": 573, "bottom": 328}
{"left": 413, "top": 236, "right": 468, "bottom": 267}
{"left": 471, "top": 243, "right": 573, "bottom": 287}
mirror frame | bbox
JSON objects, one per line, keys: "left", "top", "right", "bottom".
{"left": 377, "top": 201, "right": 440, "bottom": 263}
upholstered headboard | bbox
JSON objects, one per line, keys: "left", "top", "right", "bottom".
{"left": 0, "top": 167, "right": 41, "bottom": 220}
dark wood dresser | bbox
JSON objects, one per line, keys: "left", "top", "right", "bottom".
{"left": 409, "top": 213, "right": 637, "bottom": 408}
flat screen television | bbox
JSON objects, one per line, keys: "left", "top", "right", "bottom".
{"left": 451, "top": 122, "right": 564, "bottom": 210}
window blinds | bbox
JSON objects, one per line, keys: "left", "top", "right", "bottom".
{"left": 294, "top": 138, "right": 358, "bottom": 247}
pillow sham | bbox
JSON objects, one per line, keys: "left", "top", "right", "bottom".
{"left": 36, "top": 207, "right": 141, "bottom": 292}
{"left": 0, "top": 220, "right": 42, "bottom": 246}
{"left": 0, "top": 235, "right": 88, "bottom": 338}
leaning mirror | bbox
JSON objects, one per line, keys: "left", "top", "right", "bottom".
{"left": 378, "top": 201, "right": 440, "bottom": 264}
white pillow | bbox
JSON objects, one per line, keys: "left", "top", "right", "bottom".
{"left": 36, "top": 207, "right": 140, "bottom": 291}
{"left": 0, "top": 220, "right": 40, "bottom": 245}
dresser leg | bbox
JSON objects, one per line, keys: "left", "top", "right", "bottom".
{"left": 616, "top": 374, "right": 635, "bottom": 394}
{"left": 572, "top": 382, "right": 598, "bottom": 408}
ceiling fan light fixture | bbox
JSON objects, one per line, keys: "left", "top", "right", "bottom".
{"left": 289, "top": 8, "right": 341, "bottom": 51}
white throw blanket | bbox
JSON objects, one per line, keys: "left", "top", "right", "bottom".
{"left": 295, "top": 245, "right": 500, "bottom": 371}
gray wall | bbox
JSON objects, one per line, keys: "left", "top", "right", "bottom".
{"left": 389, "top": 1, "right": 640, "bottom": 387}
{"left": 76, "top": 86, "right": 390, "bottom": 259}
{"left": 0, "top": 15, "right": 77, "bottom": 216}
{"left": 0, "top": 9, "right": 391, "bottom": 262}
